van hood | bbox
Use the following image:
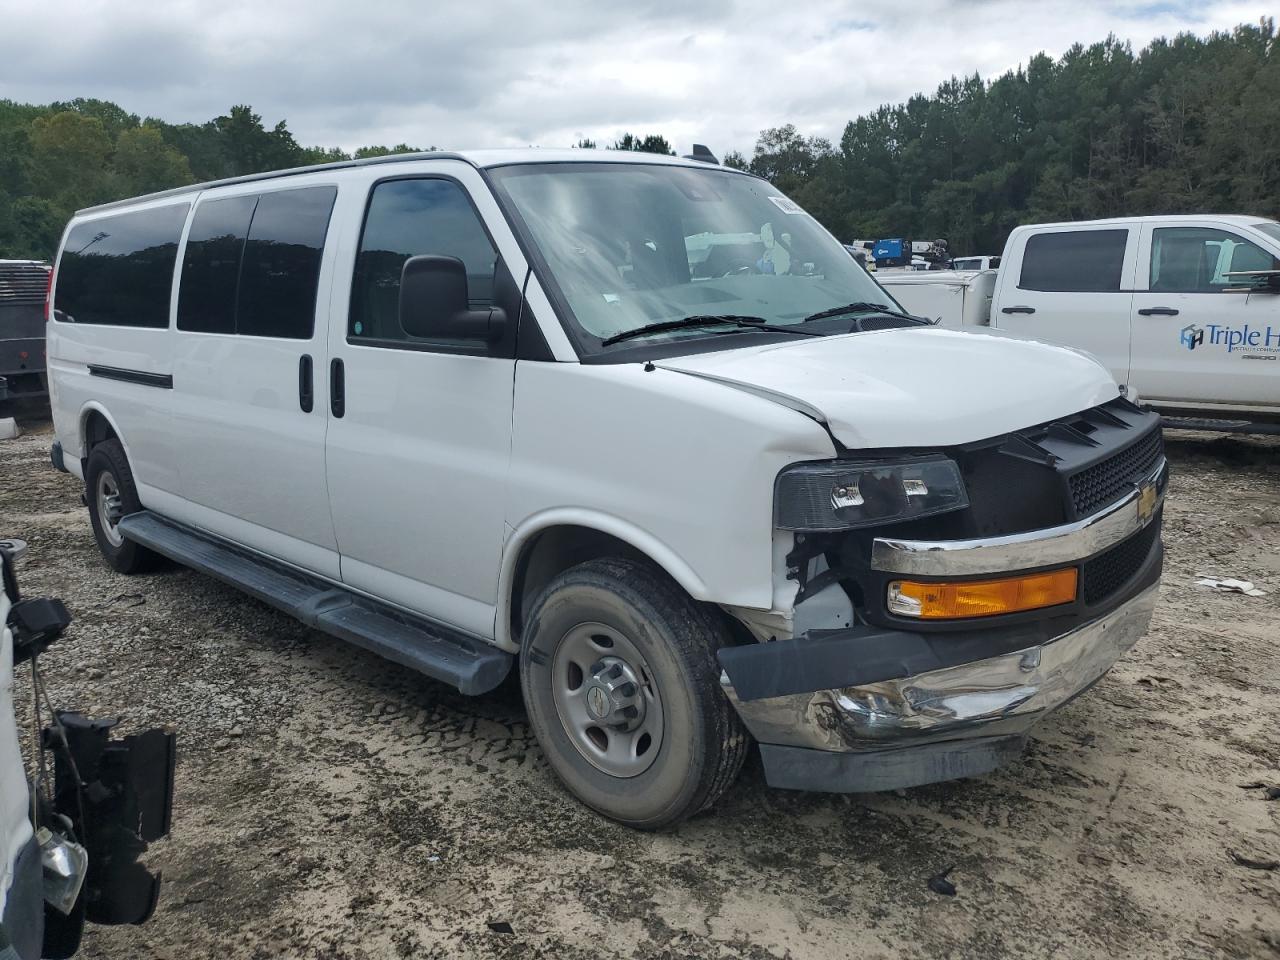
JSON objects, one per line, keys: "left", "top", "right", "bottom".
{"left": 653, "top": 328, "right": 1119, "bottom": 449}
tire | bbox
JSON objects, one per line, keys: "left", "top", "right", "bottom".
{"left": 85, "top": 439, "right": 162, "bottom": 574}
{"left": 520, "top": 557, "right": 749, "bottom": 829}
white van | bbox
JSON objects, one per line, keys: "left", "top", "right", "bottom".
{"left": 886, "top": 216, "right": 1280, "bottom": 423}
{"left": 47, "top": 151, "right": 1166, "bottom": 827}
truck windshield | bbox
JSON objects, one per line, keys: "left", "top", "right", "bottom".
{"left": 488, "top": 162, "right": 897, "bottom": 355}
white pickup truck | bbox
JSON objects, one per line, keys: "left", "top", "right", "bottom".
{"left": 880, "top": 215, "right": 1280, "bottom": 424}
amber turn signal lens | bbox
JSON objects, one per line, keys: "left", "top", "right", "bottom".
{"left": 887, "top": 568, "right": 1078, "bottom": 619}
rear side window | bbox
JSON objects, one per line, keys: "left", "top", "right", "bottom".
{"left": 349, "top": 178, "right": 497, "bottom": 345}
{"left": 176, "top": 185, "right": 337, "bottom": 339}
{"left": 178, "top": 195, "right": 257, "bottom": 334}
{"left": 1019, "top": 229, "right": 1128, "bottom": 292}
{"left": 237, "top": 187, "right": 337, "bottom": 338}
{"left": 55, "top": 204, "right": 189, "bottom": 327}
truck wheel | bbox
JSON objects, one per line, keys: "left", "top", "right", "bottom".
{"left": 85, "top": 439, "right": 161, "bottom": 574}
{"left": 520, "top": 557, "right": 749, "bottom": 829}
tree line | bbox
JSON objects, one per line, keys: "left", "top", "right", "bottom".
{"left": 1, "top": 18, "right": 1275, "bottom": 261}
{"left": 0, "top": 102, "right": 429, "bottom": 260}
{"left": 735, "top": 18, "right": 1279, "bottom": 254}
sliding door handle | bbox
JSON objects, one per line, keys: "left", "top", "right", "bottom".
{"left": 1137, "top": 306, "right": 1179, "bottom": 316}
{"left": 330, "top": 357, "right": 345, "bottom": 418}
{"left": 298, "top": 354, "right": 314, "bottom": 412}
{"left": 1001, "top": 305, "right": 1035, "bottom": 314}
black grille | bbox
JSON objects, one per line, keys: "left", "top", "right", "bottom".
{"left": 1068, "top": 428, "right": 1163, "bottom": 517}
{"left": 0, "top": 262, "right": 50, "bottom": 304}
{"left": 1081, "top": 516, "right": 1160, "bottom": 606}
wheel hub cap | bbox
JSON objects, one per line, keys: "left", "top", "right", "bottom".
{"left": 550, "top": 623, "right": 665, "bottom": 778}
{"left": 583, "top": 657, "right": 647, "bottom": 730}
{"left": 96, "top": 471, "right": 125, "bottom": 548}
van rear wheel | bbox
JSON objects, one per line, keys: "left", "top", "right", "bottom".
{"left": 520, "top": 557, "right": 748, "bottom": 829}
{"left": 85, "top": 439, "right": 162, "bottom": 574}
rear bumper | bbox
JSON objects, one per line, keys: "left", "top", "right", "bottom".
{"left": 721, "top": 465, "right": 1165, "bottom": 793}
{"left": 0, "top": 339, "right": 48, "bottom": 398}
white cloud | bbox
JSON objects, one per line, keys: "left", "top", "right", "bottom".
{"left": 0, "top": 0, "right": 1271, "bottom": 155}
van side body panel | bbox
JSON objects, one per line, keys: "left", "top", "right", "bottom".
{"left": 505, "top": 361, "right": 836, "bottom": 622}
{"left": 48, "top": 196, "right": 191, "bottom": 497}
{"left": 165, "top": 175, "right": 343, "bottom": 578}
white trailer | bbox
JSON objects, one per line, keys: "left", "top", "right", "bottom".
{"left": 878, "top": 269, "right": 997, "bottom": 329}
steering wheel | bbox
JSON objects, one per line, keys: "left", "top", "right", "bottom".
{"left": 721, "top": 258, "right": 761, "bottom": 277}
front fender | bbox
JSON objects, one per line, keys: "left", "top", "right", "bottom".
{"left": 494, "top": 508, "right": 712, "bottom": 652}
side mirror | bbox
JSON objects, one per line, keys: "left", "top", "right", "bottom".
{"left": 398, "top": 255, "right": 508, "bottom": 343}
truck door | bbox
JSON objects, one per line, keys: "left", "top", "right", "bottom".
{"left": 993, "top": 226, "right": 1137, "bottom": 386}
{"left": 323, "top": 163, "right": 525, "bottom": 640}
{"left": 1130, "top": 222, "right": 1280, "bottom": 408}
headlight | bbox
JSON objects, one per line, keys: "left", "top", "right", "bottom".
{"left": 774, "top": 457, "right": 968, "bottom": 531}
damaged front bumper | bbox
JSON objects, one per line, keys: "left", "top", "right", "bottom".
{"left": 720, "top": 462, "right": 1165, "bottom": 793}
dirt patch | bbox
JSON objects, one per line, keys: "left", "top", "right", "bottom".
{"left": 4, "top": 421, "right": 1279, "bottom": 959}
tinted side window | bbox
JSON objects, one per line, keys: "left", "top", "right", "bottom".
{"left": 55, "top": 204, "right": 189, "bottom": 327}
{"left": 1019, "top": 229, "right": 1128, "bottom": 292}
{"left": 1150, "top": 227, "right": 1280, "bottom": 293}
{"left": 349, "top": 179, "right": 497, "bottom": 345}
{"left": 237, "top": 186, "right": 337, "bottom": 339}
{"left": 177, "top": 195, "right": 257, "bottom": 334}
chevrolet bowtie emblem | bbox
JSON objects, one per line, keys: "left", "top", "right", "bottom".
{"left": 1137, "top": 482, "right": 1158, "bottom": 522}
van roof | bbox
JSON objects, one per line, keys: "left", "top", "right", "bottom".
{"left": 1013, "top": 214, "right": 1275, "bottom": 231}
{"left": 75, "top": 148, "right": 739, "bottom": 215}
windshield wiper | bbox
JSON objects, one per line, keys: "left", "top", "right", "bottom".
{"left": 801, "top": 301, "right": 925, "bottom": 324}
{"left": 601, "top": 314, "right": 821, "bottom": 346}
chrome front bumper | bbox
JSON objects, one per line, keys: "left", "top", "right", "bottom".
{"left": 724, "top": 583, "right": 1157, "bottom": 754}
{"left": 722, "top": 459, "right": 1166, "bottom": 792}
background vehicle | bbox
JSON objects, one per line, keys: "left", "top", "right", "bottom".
{"left": 47, "top": 151, "right": 1164, "bottom": 829}
{"left": 0, "top": 261, "right": 51, "bottom": 416}
{"left": 878, "top": 269, "right": 996, "bottom": 328}
{"left": 883, "top": 215, "right": 1280, "bottom": 424}
{"left": 950, "top": 255, "right": 1000, "bottom": 271}
{"left": 1, "top": 540, "right": 175, "bottom": 959}
{"left": 866, "top": 237, "right": 949, "bottom": 270}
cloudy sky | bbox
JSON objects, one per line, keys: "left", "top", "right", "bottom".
{"left": 0, "top": 0, "right": 1272, "bottom": 155}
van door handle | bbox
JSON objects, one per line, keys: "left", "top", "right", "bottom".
{"left": 1137, "top": 306, "right": 1179, "bottom": 316}
{"left": 298, "top": 354, "right": 314, "bottom": 413}
{"left": 330, "top": 358, "right": 344, "bottom": 419}
{"left": 1001, "top": 305, "right": 1036, "bottom": 314}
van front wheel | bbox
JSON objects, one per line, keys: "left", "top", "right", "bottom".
{"left": 520, "top": 558, "right": 748, "bottom": 829}
{"left": 85, "top": 439, "right": 162, "bottom": 574}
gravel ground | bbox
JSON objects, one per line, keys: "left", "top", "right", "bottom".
{"left": 3, "top": 418, "right": 1279, "bottom": 959}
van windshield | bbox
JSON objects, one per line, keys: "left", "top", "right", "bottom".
{"left": 487, "top": 162, "right": 897, "bottom": 355}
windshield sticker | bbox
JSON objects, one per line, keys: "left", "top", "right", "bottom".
{"left": 767, "top": 196, "right": 807, "bottom": 215}
{"left": 602, "top": 293, "right": 620, "bottom": 304}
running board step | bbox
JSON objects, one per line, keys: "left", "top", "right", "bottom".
{"left": 116, "top": 512, "right": 512, "bottom": 695}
